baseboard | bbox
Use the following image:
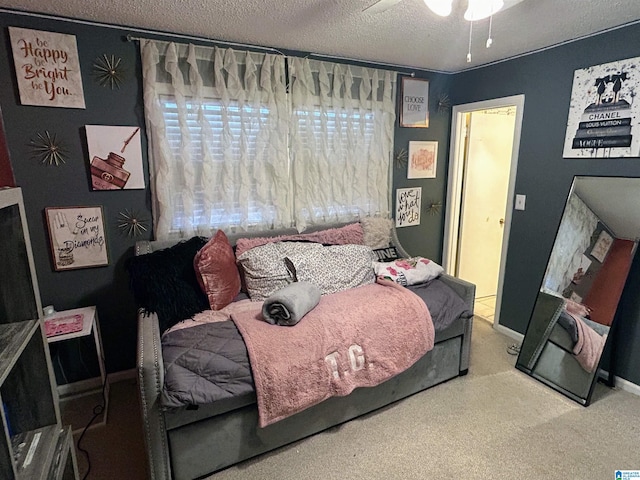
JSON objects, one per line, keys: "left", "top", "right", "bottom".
{"left": 615, "top": 376, "right": 640, "bottom": 396}
{"left": 492, "top": 322, "right": 524, "bottom": 342}
{"left": 57, "top": 368, "right": 136, "bottom": 398}
{"left": 58, "top": 377, "right": 103, "bottom": 398}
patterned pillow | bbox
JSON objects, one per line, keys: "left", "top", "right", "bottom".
{"left": 237, "top": 242, "right": 375, "bottom": 300}
{"left": 290, "top": 244, "right": 376, "bottom": 296}
{"left": 373, "top": 257, "right": 444, "bottom": 286}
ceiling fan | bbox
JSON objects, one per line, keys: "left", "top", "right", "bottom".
{"left": 364, "top": 0, "right": 525, "bottom": 62}
{"left": 364, "top": 0, "right": 522, "bottom": 21}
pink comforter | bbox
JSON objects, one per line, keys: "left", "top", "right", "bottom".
{"left": 231, "top": 279, "right": 434, "bottom": 427}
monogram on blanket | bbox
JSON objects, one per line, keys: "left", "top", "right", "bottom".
{"left": 231, "top": 279, "right": 435, "bottom": 427}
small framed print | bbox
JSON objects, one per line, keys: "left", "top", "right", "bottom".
{"left": 395, "top": 187, "right": 422, "bottom": 228}
{"left": 407, "top": 141, "right": 437, "bottom": 179}
{"left": 591, "top": 230, "right": 613, "bottom": 263}
{"left": 400, "top": 77, "right": 429, "bottom": 128}
{"left": 45, "top": 206, "right": 108, "bottom": 271}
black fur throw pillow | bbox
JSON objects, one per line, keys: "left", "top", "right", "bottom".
{"left": 126, "top": 236, "right": 209, "bottom": 333}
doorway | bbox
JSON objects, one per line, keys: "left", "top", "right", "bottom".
{"left": 443, "top": 95, "right": 524, "bottom": 329}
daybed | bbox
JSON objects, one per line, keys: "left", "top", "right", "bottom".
{"left": 133, "top": 222, "right": 475, "bottom": 480}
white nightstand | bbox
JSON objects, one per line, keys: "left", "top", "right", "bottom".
{"left": 45, "top": 306, "right": 110, "bottom": 433}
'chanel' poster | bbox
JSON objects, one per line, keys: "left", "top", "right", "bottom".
{"left": 563, "top": 57, "right": 640, "bottom": 158}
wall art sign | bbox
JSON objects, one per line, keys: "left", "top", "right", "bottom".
{"left": 591, "top": 229, "right": 613, "bottom": 263}
{"left": 8, "top": 27, "right": 86, "bottom": 109}
{"left": 86, "top": 125, "right": 145, "bottom": 190}
{"left": 563, "top": 56, "right": 640, "bottom": 158}
{"left": 395, "top": 187, "right": 421, "bottom": 228}
{"left": 400, "top": 77, "right": 429, "bottom": 128}
{"left": 45, "top": 206, "right": 108, "bottom": 271}
{"left": 407, "top": 141, "right": 437, "bottom": 178}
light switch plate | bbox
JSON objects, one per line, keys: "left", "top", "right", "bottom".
{"left": 515, "top": 194, "right": 526, "bottom": 211}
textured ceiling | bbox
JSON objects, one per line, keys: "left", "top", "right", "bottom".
{"left": 1, "top": 0, "right": 640, "bottom": 72}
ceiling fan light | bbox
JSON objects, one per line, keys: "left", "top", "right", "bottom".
{"left": 424, "top": 0, "right": 453, "bottom": 17}
{"left": 464, "top": 0, "right": 504, "bottom": 21}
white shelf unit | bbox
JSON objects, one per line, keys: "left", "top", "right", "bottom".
{"left": 46, "top": 306, "right": 110, "bottom": 433}
{"left": 0, "top": 319, "right": 79, "bottom": 480}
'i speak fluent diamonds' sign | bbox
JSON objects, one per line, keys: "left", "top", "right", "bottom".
{"left": 9, "top": 27, "right": 86, "bottom": 109}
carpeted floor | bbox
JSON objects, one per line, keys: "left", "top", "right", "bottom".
{"left": 74, "top": 317, "right": 640, "bottom": 479}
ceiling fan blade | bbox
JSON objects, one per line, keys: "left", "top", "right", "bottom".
{"left": 363, "top": 0, "right": 403, "bottom": 14}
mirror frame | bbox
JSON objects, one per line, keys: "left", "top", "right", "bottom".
{"left": 515, "top": 175, "right": 638, "bottom": 406}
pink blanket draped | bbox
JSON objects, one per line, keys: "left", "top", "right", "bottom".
{"left": 231, "top": 279, "right": 434, "bottom": 427}
{"left": 572, "top": 314, "right": 607, "bottom": 373}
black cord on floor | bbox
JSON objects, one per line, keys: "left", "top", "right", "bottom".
{"left": 76, "top": 374, "right": 108, "bottom": 480}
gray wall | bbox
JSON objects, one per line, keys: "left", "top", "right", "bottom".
{"left": 394, "top": 73, "right": 452, "bottom": 260}
{"left": 450, "top": 23, "right": 640, "bottom": 385}
{"left": 0, "top": 12, "right": 151, "bottom": 376}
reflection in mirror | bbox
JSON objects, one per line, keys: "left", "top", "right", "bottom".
{"left": 516, "top": 176, "right": 639, "bottom": 405}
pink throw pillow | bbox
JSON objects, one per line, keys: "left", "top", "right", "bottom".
{"left": 234, "top": 223, "right": 364, "bottom": 258}
{"left": 194, "top": 230, "right": 241, "bottom": 310}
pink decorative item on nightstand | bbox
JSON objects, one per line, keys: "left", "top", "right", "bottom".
{"left": 44, "top": 313, "right": 84, "bottom": 338}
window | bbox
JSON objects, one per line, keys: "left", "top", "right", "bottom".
{"left": 141, "top": 40, "right": 396, "bottom": 240}
{"left": 160, "top": 96, "right": 278, "bottom": 232}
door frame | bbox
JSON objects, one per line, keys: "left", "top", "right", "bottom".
{"left": 443, "top": 95, "right": 525, "bottom": 329}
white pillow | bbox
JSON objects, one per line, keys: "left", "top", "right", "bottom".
{"left": 373, "top": 257, "right": 444, "bottom": 286}
{"left": 361, "top": 217, "right": 393, "bottom": 249}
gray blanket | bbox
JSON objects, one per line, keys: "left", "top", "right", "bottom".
{"left": 161, "top": 320, "right": 254, "bottom": 409}
{"left": 262, "top": 281, "right": 321, "bottom": 326}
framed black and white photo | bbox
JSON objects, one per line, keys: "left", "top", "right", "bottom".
{"left": 400, "top": 77, "right": 429, "bottom": 128}
{"left": 45, "top": 206, "right": 108, "bottom": 271}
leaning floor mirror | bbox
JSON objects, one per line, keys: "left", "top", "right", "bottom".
{"left": 516, "top": 176, "right": 639, "bottom": 405}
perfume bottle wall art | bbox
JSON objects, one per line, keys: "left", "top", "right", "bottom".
{"left": 91, "top": 151, "right": 130, "bottom": 190}
{"left": 85, "top": 125, "right": 145, "bottom": 190}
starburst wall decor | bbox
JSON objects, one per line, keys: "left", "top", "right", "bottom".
{"left": 117, "top": 209, "right": 148, "bottom": 237}
{"left": 436, "top": 93, "right": 451, "bottom": 114}
{"left": 394, "top": 148, "right": 408, "bottom": 169}
{"left": 29, "top": 131, "right": 68, "bottom": 166}
{"left": 92, "top": 54, "right": 125, "bottom": 89}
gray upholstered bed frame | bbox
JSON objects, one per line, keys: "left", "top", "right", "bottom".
{"left": 136, "top": 225, "right": 475, "bottom": 480}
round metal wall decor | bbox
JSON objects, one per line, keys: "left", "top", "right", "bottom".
{"left": 117, "top": 209, "right": 149, "bottom": 237}
{"left": 29, "top": 131, "right": 67, "bottom": 166}
{"left": 92, "top": 54, "right": 125, "bottom": 89}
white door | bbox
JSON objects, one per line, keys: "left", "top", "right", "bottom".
{"left": 457, "top": 109, "right": 516, "bottom": 298}
{"left": 443, "top": 95, "right": 525, "bottom": 329}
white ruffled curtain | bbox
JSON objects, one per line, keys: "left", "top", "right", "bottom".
{"left": 288, "top": 58, "right": 396, "bottom": 230}
{"left": 141, "top": 40, "right": 396, "bottom": 240}
{"left": 140, "top": 40, "right": 291, "bottom": 240}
